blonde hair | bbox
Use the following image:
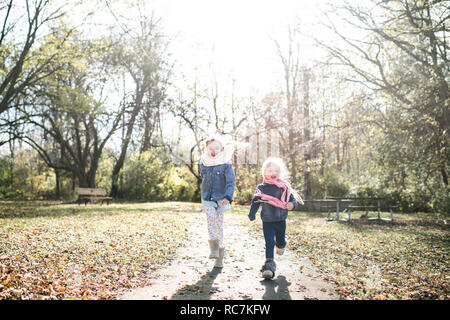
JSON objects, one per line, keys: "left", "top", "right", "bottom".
{"left": 261, "top": 157, "right": 303, "bottom": 203}
{"left": 261, "top": 157, "right": 288, "bottom": 179}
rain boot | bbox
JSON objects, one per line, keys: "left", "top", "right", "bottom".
{"left": 208, "top": 240, "right": 219, "bottom": 259}
{"left": 214, "top": 247, "right": 225, "bottom": 268}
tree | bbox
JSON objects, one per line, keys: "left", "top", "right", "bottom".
{"left": 168, "top": 79, "right": 210, "bottom": 200}
{"left": 273, "top": 24, "right": 315, "bottom": 198}
{"left": 106, "top": 7, "right": 171, "bottom": 198}
{"left": 13, "top": 30, "right": 123, "bottom": 188}
{"left": 301, "top": 66, "right": 312, "bottom": 199}
{"left": 0, "top": 0, "right": 80, "bottom": 116}
{"left": 274, "top": 25, "right": 303, "bottom": 184}
{"left": 315, "top": 0, "right": 449, "bottom": 188}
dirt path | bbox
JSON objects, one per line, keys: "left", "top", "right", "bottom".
{"left": 120, "top": 211, "right": 338, "bottom": 300}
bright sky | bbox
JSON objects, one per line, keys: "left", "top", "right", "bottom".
{"left": 82, "top": 0, "right": 334, "bottom": 150}
{"left": 148, "top": 0, "right": 328, "bottom": 96}
{"left": 58, "top": 0, "right": 340, "bottom": 153}
{"left": 70, "top": 0, "right": 338, "bottom": 98}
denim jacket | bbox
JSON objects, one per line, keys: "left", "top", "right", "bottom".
{"left": 200, "top": 162, "right": 236, "bottom": 203}
{"left": 248, "top": 183, "right": 297, "bottom": 222}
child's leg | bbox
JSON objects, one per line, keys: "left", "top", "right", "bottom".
{"left": 204, "top": 203, "right": 220, "bottom": 259}
{"left": 204, "top": 204, "right": 219, "bottom": 241}
{"left": 215, "top": 207, "right": 225, "bottom": 248}
{"left": 262, "top": 222, "right": 276, "bottom": 260}
{"left": 273, "top": 220, "right": 287, "bottom": 249}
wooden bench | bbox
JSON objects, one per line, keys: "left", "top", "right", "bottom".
{"left": 76, "top": 188, "right": 112, "bottom": 206}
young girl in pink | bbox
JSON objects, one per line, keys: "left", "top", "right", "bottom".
{"left": 248, "top": 157, "right": 304, "bottom": 279}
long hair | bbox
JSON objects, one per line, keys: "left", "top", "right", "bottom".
{"left": 261, "top": 157, "right": 303, "bottom": 204}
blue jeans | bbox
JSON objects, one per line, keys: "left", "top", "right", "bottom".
{"left": 262, "top": 220, "right": 286, "bottom": 259}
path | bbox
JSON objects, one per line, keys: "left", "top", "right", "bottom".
{"left": 120, "top": 211, "right": 338, "bottom": 300}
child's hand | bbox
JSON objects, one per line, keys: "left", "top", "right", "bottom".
{"left": 286, "top": 202, "right": 294, "bottom": 210}
{"left": 221, "top": 199, "right": 230, "bottom": 206}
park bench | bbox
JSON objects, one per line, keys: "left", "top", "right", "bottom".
{"left": 76, "top": 188, "right": 112, "bottom": 206}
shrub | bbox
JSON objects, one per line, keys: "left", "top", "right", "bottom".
{"left": 310, "top": 167, "right": 350, "bottom": 199}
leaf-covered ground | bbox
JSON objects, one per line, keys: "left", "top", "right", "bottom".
{"left": 0, "top": 201, "right": 191, "bottom": 300}
{"left": 1, "top": 202, "right": 448, "bottom": 300}
{"left": 284, "top": 212, "right": 450, "bottom": 300}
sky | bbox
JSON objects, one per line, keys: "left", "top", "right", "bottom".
{"left": 0, "top": 0, "right": 341, "bottom": 156}
{"left": 84, "top": 0, "right": 335, "bottom": 151}
{"left": 0, "top": 0, "right": 364, "bottom": 156}
{"left": 70, "top": 0, "right": 340, "bottom": 98}
{"left": 145, "top": 0, "right": 329, "bottom": 96}
{"left": 151, "top": 0, "right": 332, "bottom": 143}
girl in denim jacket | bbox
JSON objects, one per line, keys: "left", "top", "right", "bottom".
{"left": 200, "top": 136, "right": 236, "bottom": 268}
{"left": 248, "top": 157, "right": 304, "bottom": 279}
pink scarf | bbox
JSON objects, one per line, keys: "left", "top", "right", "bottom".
{"left": 254, "top": 178, "right": 292, "bottom": 209}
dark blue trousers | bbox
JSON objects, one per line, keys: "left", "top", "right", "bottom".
{"left": 262, "top": 220, "right": 286, "bottom": 259}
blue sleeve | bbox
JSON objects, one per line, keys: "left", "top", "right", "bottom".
{"left": 199, "top": 163, "right": 204, "bottom": 179}
{"left": 224, "top": 163, "right": 235, "bottom": 203}
{"left": 289, "top": 193, "right": 297, "bottom": 210}
{"left": 248, "top": 194, "right": 261, "bottom": 221}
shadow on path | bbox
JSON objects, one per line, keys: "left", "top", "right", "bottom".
{"left": 260, "top": 275, "right": 292, "bottom": 300}
{"left": 171, "top": 267, "right": 222, "bottom": 300}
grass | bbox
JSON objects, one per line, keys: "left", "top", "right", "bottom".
{"left": 0, "top": 201, "right": 196, "bottom": 300}
{"left": 232, "top": 205, "right": 449, "bottom": 300}
{"left": 286, "top": 211, "right": 449, "bottom": 300}
{"left": 1, "top": 201, "right": 448, "bottom": 300}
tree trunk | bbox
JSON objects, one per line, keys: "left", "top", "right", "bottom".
{"left": 55, "top": 168, "right": 61, "bottom": 198}
{"left": 441, "top": 164, "right": 448, "bottom": 186}
{"left": 110, "top": 94, "right": 143, "bottom": 197}
{"left": 78, "top": 173, "right": 90, "bottom": 188}
{"left": 320, "top": 107, "right": 326, "bottom": 176}
{"left": 336, "top": 130, "right": 341, "bottom": 170}
{"left": 72, "top": 172, "right": 76, "bottom": 191}
{"left": 141, "top": 105, "right": 156, "bottom": 153}
{"left": 302, "top": 68, "right": 312, "bottom": 200}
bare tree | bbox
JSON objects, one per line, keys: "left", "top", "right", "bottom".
{"left": 274, "top": 25, "right": 303, "bottom": 184}
{"left": 106, "top": 8, "right": 171, "bottom": 197}
{"left": 314, "top": 0, "right": 449, "bottom": 186}
{"left": 301, "top": 66, "right": 312, "bottom": 199}
{"left": 168, "top": 77, "right": 210, "bottom": 199}
{"left": 273, "top": 24, "right": 315, "bottom": 198}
